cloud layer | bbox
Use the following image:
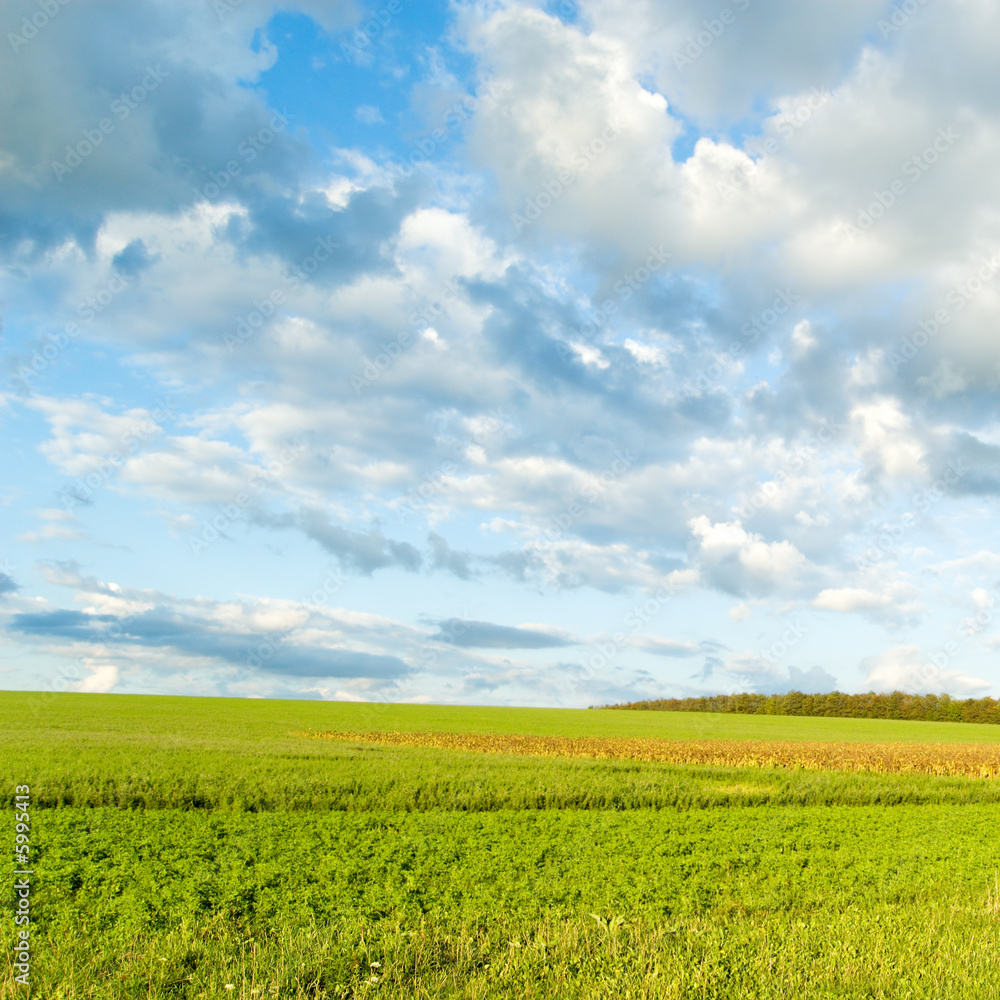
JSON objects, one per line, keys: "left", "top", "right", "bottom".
{"left": 3, "top": 0, "right": 1000, "bottom": 704}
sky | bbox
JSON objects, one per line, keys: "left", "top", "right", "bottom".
{"left": 2, "top": 0, "right": 1000, "bottom": 707}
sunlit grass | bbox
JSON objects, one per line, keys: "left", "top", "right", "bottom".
{"left": 4, "top": 691, "right": 1000, "bottom": 997}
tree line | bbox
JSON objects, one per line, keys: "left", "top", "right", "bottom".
{"left": 597, "top": 691, "right": 1000, "bottom": 725}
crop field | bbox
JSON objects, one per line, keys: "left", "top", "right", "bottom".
{"left": 304, "top": 729, "right": 1000, "bottom": 777}
{"left": 3, "top": 692, "right": 1000, "bottom": 998}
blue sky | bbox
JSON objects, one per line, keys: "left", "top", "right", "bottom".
{"left": 3, "top": 0, "right": 1000, "bottom": 706}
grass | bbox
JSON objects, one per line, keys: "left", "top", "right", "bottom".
{"left": 3, "top": 691, "right": 1000, "bottom": 997}
{"left": 14, "top": 690, "right": 1000, "bottom": 742}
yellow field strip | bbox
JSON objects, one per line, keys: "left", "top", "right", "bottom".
{"left": 300, "top": 730, "right": 1000, "bottom": 777}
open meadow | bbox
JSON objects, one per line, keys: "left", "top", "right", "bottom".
{"left": 4, "top": 691, "right": 1000, "bottom": 998}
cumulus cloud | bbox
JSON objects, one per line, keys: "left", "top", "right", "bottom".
{"left": 688, "top": 516, "right": 808, "bottom": 596}
{"left": 0, "top": 0, "right": 359, "bottom": 251}
{"left": 4, "top": 0, "right": 1000, "bottom": 704}
{"left": 813, "top": 578, "right": 924, "bottom": 626}
{"left": 815, "top": 587, "right": 889, "bottom": 613}
{"left": 75, "top": 663, "right": 120, "bottom": 694}
{"left": 859, "top": 645, "right": 991, "bottom": 696}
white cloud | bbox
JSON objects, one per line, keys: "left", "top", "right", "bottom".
{"left": 814, "top": 587, "right": 888, "bottom": 612}
{"left": 813, "top": 575, "right": 925, "bottom": 627}
{"left": 75, "top": 663, "right": 120, "bottom": 694}
{"left": 689, "top": 516, "right": 807, "bottom": 596}
{"left": 5, "top": 0, "right": 1000, "bottom": 705}
{"left": 790, "top": 319, "right": 817, "bottom": 356}
{"left": 859, "top": 644, "right": 992, "bottom": 696}
{"left": 27, "top": 395, "right": 168, "bottom": 479}
{"left": 850, "top": 398, "right": 925, "bottom": 480}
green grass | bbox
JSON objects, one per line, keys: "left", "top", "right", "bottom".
{"left": 13, "top": 690, "right": 1000, "bottom": 743}
{"left": 8, "top": 805, "right": 1000, "bottom": 998}
{"left": 3, "top": 691, "right": 1000, "bottom": 998}
{"left": 6, "top": 693, "right": 1000, "bottom": 812}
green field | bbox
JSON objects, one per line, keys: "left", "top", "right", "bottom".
{"left": 3, "top": 692, "right": 1000, "bottom": 998}
{"left": 16, "top": 690, "right": 1000, "bottom": 742}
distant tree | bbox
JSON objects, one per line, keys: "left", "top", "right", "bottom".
{"left": 596, "top": 690, "right": 1000, "bottom": 725}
